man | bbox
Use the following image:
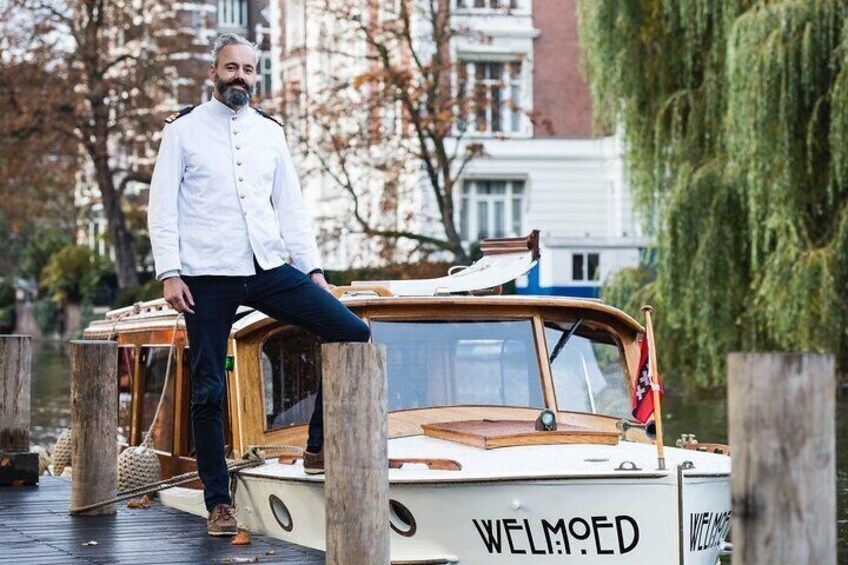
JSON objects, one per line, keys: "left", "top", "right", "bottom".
{"left": 147, "top": 33, "right": 370, "bottom": 536}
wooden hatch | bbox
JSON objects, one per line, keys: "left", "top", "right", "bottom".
{"left": 421, "top": 419, "right": 621, "bottom": 450}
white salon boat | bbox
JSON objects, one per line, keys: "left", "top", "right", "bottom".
{"left": 85, "top": 232, "right": 731, "bottom": 564}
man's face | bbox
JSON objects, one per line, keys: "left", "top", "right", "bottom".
{"left": 210, "top": 44, "right": 258, "bottom": 108}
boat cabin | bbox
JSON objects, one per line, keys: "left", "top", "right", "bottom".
{"left": 85, "top": 292, "right": 650, "bottom": 479}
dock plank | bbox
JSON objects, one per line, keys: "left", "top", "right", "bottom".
{"left": 0, "top": 477, "right": 325, "bottom": 564}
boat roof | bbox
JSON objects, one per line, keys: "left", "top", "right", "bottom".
{"left": 85, "top": 294, "right": 644, "bottom": 337}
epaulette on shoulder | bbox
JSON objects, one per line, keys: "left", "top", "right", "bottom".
{"left": 164, "top": 106, "right": 194, "bottom": 125}
{"left": 255, "top": 108, "right": 284, "bottom": 128}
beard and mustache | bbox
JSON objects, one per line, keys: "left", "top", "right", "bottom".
{"left": 214, "top": 74, "right": 256, "bottom": 108}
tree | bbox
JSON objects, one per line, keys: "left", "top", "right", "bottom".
{"left": 1, "top": 0, "right": 199, "bottom": 289}
{"left": 287, "top": 0, "right": 528, "bottom": 264}
{"left": 0, "top": 30, "right": 79, "bottom": 278}
{"left": 580, "top": 1, "right": 848, "bottom": 385}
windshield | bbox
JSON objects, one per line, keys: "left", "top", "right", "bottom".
{"left": 544, "top": 323, "right": 631, "bottom": 418}
{"left": 370, "top": 320, "right": 544, "bottom": 410}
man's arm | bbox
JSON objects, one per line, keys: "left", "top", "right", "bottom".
{"left": 148, "top": 124, "right": 194, "bottom": 313}
{"left": 271, "top": 129, "right": 324, "bottom": 279}
{"left": 148, "top": 124, "right": 184, "bottom": 278}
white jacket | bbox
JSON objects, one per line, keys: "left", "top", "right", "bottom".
{"left": 147, "top": 97, "right": 323, "bottom": 280}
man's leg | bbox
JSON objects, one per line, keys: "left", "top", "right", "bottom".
{"left": 182, "top": 275, "right": 245, "bottom": 512}
{"left": 244, "top": 264, "right": 370, "bottom": 453}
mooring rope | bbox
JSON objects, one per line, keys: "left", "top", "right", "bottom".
{"left": 69, "top": 444, "right": 303, "bottom": 514}
{"left": 140, "top": 314, "right": 182, "bottom": 449}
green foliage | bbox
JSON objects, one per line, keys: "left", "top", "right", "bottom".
{"left": 39, "top": 245, "right": 115, "bottom": 304}
{"left": 601, "top": 265, "right": 656, "bottom": 319}
{"left": 0, "top": 280, "right": 15, "bottom": 331}
{"left": 19, "top": 226, "right": 74, "bottom": 281}
{"left": 581, "top": 1, "right": 848, "bottom": 385}
{"left": 33, "top": 298, "right": 61, "bottom": 335}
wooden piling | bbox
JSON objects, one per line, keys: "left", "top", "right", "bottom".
{"left": 728, "top": 353, "right": 835, "bottom": 565}
{"left": 322, "top": 342, "right": 389, "bottom": 565}
{"left": 0, "top": 335, "right": 32, "bottom": 451}
{"left": 70, "top": 340, "right": 118, "bottom": 515}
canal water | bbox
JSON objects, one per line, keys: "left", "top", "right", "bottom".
{"left": 27, "top": 339, "right": 848, "bottom": 558}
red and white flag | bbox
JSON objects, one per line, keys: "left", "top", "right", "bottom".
{"left": 632, "top": 337, "right": 663, "bottom": 424}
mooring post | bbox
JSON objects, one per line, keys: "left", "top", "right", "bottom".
{"left": 322, "top": 342, "right": 389, "bottom": 565}
{"left": 70, "top": 340, "right": 118, "bottom": 515}
{"left": 0, "top": 335, "right": 38, "bottom": 486}
{"left": 728, "top": 353, "right": 835, "bottom": 564}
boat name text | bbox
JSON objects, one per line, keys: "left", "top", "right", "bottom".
{"left": 688, "top": 510, "right": 731, "bottom": 553}
{"left": 472, "top": 516, "right": 640, "bottom": 556}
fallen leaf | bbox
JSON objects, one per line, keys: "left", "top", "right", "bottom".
{"left": 127, "top": 495, "right": 151, "bottom": 509}
{"left": 81, "top": 540, "right": 99, "bottom": 546}
{"left": 265, "top": 550, "right": 276, "bottom": 556}
{"left": 231, "top": 530, "right": 251, "bottom": 545}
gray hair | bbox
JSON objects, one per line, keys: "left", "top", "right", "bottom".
{"left": 211, "top": 33, "right": 259, "bottom": 67}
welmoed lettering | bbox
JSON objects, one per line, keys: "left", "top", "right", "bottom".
{"left": 688, "top": 510, "right": 731, "bottom": 552}
{"left": 472, "top": 515, "right": 640, "bottom": 556}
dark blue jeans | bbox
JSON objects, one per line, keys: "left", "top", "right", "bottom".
{"left": 183, "top": 262, "right": 370, "bottom": 511}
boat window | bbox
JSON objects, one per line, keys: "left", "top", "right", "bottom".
{"left": 262, "top": 328, "right": 322, "bottom": 431}
{"left": 370, "top": 320, "right": 544, "bottom": 410}
{"left": 544, "top": 323, "right": 630, "bottom": 418}
{"left": 117, "top": 346, "right": 135, "bottom": 444}
{"left": 139, "top": 346, "right": 176, "bottom": 453}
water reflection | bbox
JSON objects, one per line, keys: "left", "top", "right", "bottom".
{"left": 30, "top": 339, "right": 71, "bottom": 448}
{"left": 665, "top": 388, "right": 847, "bottom": 562}
{"left": 28, "top": 341, "right": 846, "bottom": 558}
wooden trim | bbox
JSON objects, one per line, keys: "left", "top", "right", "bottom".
{"left": 277, "top": 455, "right": 461, "bottom": 472}
{"left": 229, "top": 337, "right": 243, "bottom": 457}
{"left": 421, "top": 420, "right": 620, "bottom": 449}
{"left": 479, "top": 229, "right": 540, "bottom": 260}
{"left": 532, "top": 316, "right": 557, "bottom": 412}
{"left": 129, "top": 344, "right": 142, "bottom": 446}
{"left": 388, "top": 458, "right": 462, "bottom": 471}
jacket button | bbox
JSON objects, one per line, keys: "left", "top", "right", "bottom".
{"left": 239, "top": 176, "right": 244, "bottom": 182}
{"left": 239, "top": 193, "right": 246, "bottom": 199}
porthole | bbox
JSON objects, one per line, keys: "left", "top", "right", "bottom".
{"left": 269, "top": 494, "right": 293, "bottom": 532}
{"left": 389, "top": 499, "right": 416, "bottom": 537}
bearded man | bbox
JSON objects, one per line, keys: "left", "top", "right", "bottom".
{"left": 147, "top": 33, "right": 370, "bottom": 536}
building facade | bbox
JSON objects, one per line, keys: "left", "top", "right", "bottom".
{"left": 273, "top": 0, "right": 647, "bottom": 297}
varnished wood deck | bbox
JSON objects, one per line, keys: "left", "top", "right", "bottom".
{"left": 0, "top": 477, "right": 325, "bottom": 564}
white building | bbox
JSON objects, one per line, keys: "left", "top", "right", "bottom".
{"left": 273, "top": 0, "right": 649, "bottom": 297}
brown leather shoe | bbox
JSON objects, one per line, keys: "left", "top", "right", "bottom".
{"left": 207, "top": 503, "right": 238, "bottom": 536}
{"left": 303, "top": 448, "right": 324, "bottom": 475}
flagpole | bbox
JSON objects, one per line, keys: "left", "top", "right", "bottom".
{"left": 641, "top": 305, "right": 666, "bottom": 471}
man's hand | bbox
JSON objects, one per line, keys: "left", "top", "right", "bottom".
{"left": 163, "top": 277, "right": 195, "bottom": 314}
{"left": 310, "top": 272, "right": 333, "bottom": 293}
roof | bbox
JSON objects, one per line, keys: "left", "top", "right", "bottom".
{"left": 85, "top": 294, "right": 644, "bottom": 338}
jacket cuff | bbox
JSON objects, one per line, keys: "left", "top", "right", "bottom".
{"left": 157, "top": 269, "right": 181, "bottom": 281}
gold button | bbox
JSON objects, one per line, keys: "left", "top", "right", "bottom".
{"left": 239, "top": 176, "right": 244, "bottom": 181}
{"left": 239, "top": 193, "right": 246, "bottom": 199}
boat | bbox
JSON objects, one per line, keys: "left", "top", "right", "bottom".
{"left": 84, "top": 231, "right": 731, "bottom": 564}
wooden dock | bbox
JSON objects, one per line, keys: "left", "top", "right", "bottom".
{"left": 0, "top": 477, "right": 325, "bottom": 564}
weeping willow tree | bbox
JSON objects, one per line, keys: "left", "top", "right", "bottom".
{"left": 579, "top": 1, "right": 848, "bottom": 386}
